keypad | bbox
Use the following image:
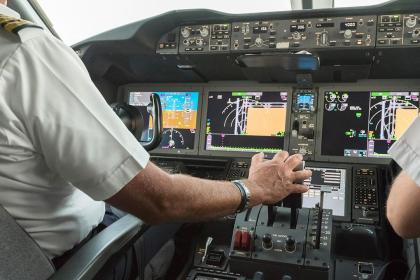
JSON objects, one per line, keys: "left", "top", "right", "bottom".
{"left": 354, "top": 168, "right": 378, "bottom": 208}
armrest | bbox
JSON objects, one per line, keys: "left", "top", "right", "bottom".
{"left": 50, "top": 214, "right": 148, "bottom": 280}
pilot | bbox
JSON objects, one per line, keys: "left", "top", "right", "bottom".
{"left": 0, "top": 1, "right": 311, "bottom": 278}
{"left": 387, "top": 117, "right": 420, "bottom": 239}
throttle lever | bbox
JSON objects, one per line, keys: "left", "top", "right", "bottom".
{"left": 267, "top": 161, "right": 305, "bottom": 228}
{"left": 284, "top": 161, "right": 305, "bottom": 229}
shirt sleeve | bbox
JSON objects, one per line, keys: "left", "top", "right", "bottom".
{"left": 389, "top": 116, "right": 420, "bottom": 187}
{"left": 5, "top": 32, "right": 149, "bottom": 201}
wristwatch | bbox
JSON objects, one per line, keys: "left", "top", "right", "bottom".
{"left": 232, "top": 180, "right": 251, "bottom": 213}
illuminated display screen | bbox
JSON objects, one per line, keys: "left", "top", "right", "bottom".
{"left": 205, "top": 91, "right": 288, "bottom": 153}
{"left": 296, "top": 93, "right": 315, "bottom": 112}
{"left": 340, "top": 22, "right": 357, "bottom": 30}
{"left": 322, "top": 91, "right": 419, "bottom": 158}
{"left": 290, "top": 24, "right": 306, "bottom": 32}
{"left": 129, "top": 91, "right": 199, "bottom": 150}
{"left": 303, "top": 167, "right": 347, "bottom": 217}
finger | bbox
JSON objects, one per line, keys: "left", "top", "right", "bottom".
{"left": 284, "top": 153, "right": 303, "bottom": 170}
{"left": 292, "top": 170, "right": 312, "bottom": 183}
{"left": 272, "top": 150, "right": 289, "bottom": 163}
{"left": 288, "top": 184, "right": 310, "bottom": 194}
{"left": 251, "top": 152, "right": 265, "bottom": 165}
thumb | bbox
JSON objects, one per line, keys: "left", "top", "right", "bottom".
{"left": 251, "top": 152, "right": 265, "bottom": 165}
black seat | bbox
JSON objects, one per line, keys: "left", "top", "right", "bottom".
{"left": 0, "top": 205, "right": 146, "bottom": 280}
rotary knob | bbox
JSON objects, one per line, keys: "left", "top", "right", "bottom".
{"left": 343, "top": 29, "right": 353, "bottom": 39}
{"left": 255, "top": 37, "right": 264, "bottom": 47}
{"left": 285, "top": 236, "right": 296, "bottom": 252}
{"left": 181, "top": 27, "right": 191, "bottom": 38}
{"left": 195, "top": 38, "right": 204, "bottom": 46}
{"left": 413, "top": 29, "right": 420, "bottom": 39}
{"left": 262, "top": 234, "right": 273, "bottom": 249}
{"left": 292, "top": 31, "right": 301, "bottom": 40}
{"left": 200, "top": 26, "right": 209, "bottom": 37}
{"left": 406, "top": 17, "right": 417, "bottom": 28}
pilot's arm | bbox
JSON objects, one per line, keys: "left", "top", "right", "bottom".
{"left": 107, "top": 151, "right": 310, "bottom": 224}
{"left": 387, "top": 117, "right": 420, "bottom": 238}
{"left": 10, "top": 26, "right": 310, "bottom": 225}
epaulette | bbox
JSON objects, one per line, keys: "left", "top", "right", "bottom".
{"left": 0, "top": 14, "right": 43, "bottom": 34}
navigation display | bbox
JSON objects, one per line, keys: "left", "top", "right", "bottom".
{"left": 322, "top": 91, "right": 419, "bottom": 158}
{"left": 129, "top": 91, "right": 200, "bottom": 150}
{"left": 302, "top": 167, "right": 347, "bottom": 217}
{"left": 205, "top": 91, "right": 288, "bottom": 154}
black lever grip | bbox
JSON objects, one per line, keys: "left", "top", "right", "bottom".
{"left": 111, "top": 103, "right": 144, "bottom": 140}
{"left": 141, "top": 93, "right": 163, "bottom": 151}
{"left": 111, "top": 93, "right": 163, "bottom": 152}
{"left": 282, "top": 161, "right": 305, "bottom": 208}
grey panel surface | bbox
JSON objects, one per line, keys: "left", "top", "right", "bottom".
{"left": 0, "top": 206, "right": 54, "bottom": 280}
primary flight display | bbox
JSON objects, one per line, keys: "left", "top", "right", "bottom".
{"left": 129, "top": 91, "right": 200, "bottom": 150}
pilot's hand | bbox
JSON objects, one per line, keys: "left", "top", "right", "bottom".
{"left": 247, "top": 151, "right": 311, "bottom": 205}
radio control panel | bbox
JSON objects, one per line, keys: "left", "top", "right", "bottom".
{"left": 377, "top": 14, "right": 420, "bottom": 46}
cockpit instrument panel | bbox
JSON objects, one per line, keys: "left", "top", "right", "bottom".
{"left": 121, "top": 82, "right": 420, "bottom": 160}
{"left": 156, "top": 15, "right": 393, "bottom": 54}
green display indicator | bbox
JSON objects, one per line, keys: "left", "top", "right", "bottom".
{"left": 371, "top": 92, "right": 390, "bottom": 97}
{"left": 232, "top": 92, "right": 249, "bottom": 96}
{"left": 209, "top": 146, "right": 282, "bottom": 153}
{"left": 345, "top": 129, "right": 356, "bottom": 138}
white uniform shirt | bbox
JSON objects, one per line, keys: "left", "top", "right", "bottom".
{"left": 0, "top": 5, "right": 149, "bottom": 259}
{"left": 389, "top": 116, "right": 420, "bottom": 186}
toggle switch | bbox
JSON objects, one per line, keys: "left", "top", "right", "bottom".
{"left": 241, "top": 231, "right": 251, "bottom": 251}
{"left": 234, "top": 230, "right": 242, "bottom": 250}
